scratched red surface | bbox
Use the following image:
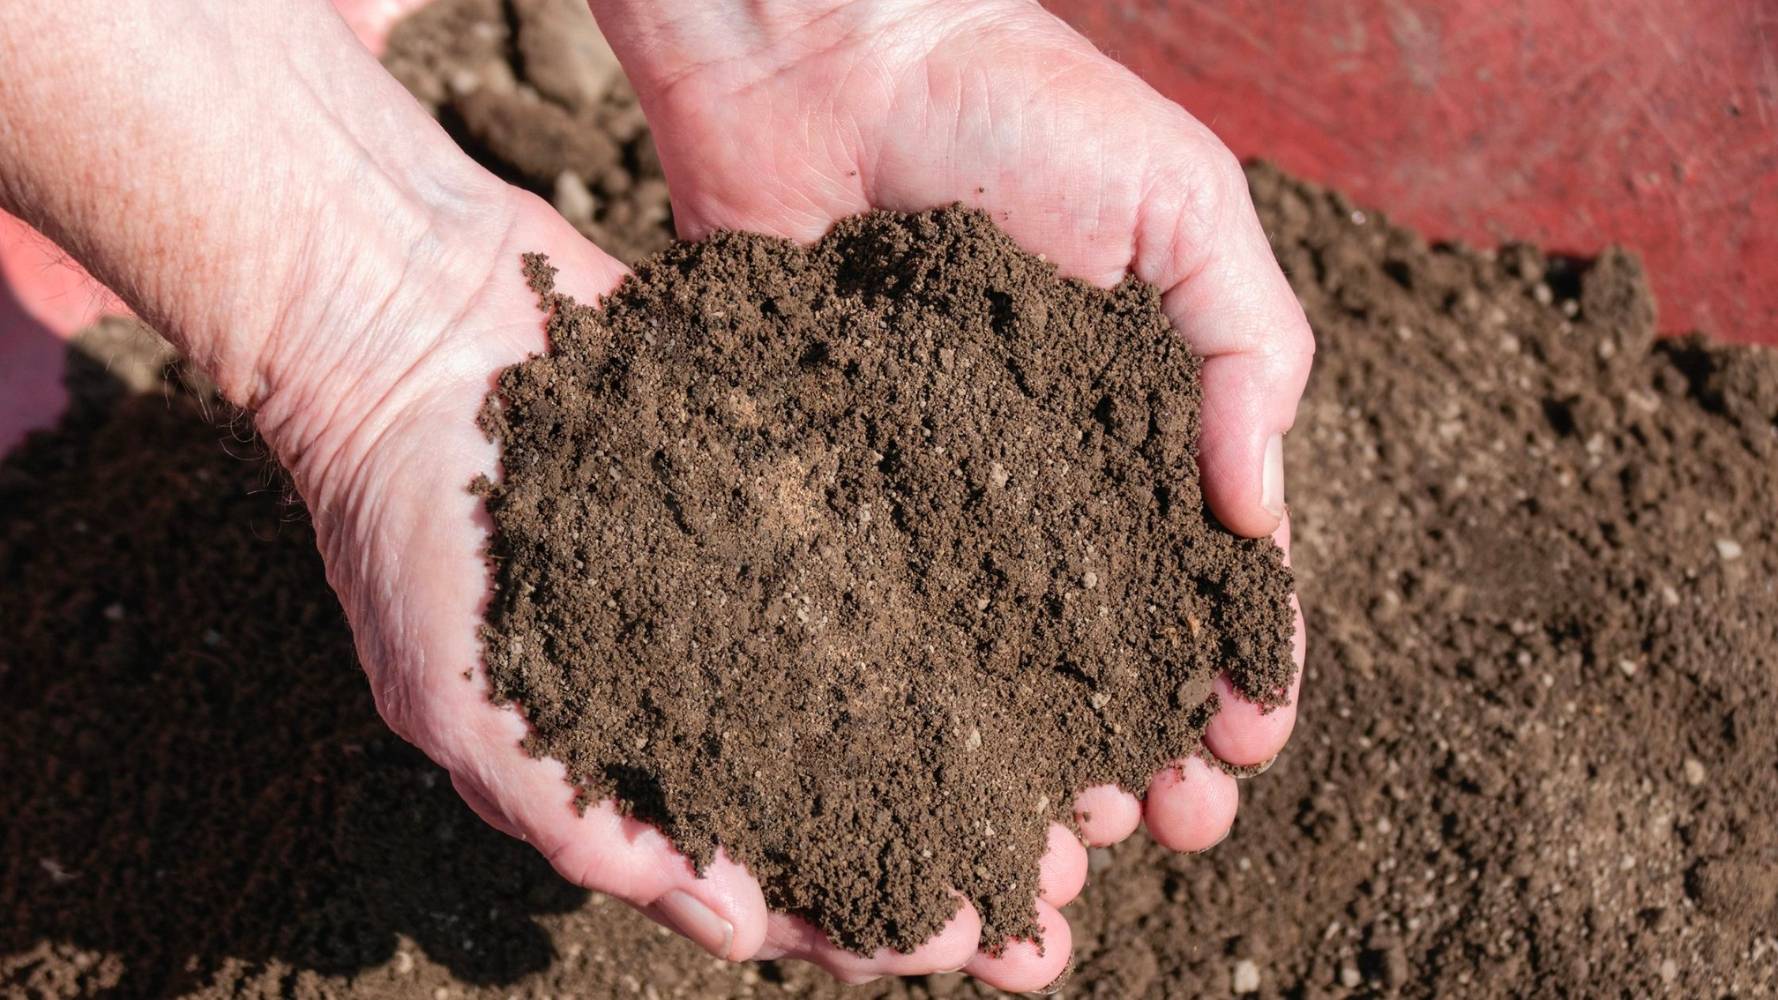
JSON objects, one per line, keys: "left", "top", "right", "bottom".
{"left": 1053, "top": 0, "right": 1778, "bottom": 343}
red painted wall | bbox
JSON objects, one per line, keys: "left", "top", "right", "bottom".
{"left": 1051, "top": 0, "right": 1778, "bottom": 343}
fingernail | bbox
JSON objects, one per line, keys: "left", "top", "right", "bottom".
{"left": 1028, "top": 953, "right": 1077, "bottom": 994}
{"left": 653, "top": 890, "right": 735, "bottom": 960}
{"left": 1251, "top": 753, "right": 1278, "bottom": 775}
{"left": 1261, "top": 433, "right": 1285, "bottom": 519}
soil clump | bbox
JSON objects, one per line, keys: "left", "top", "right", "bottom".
{"left": 382, "top": 0, "right": 672, "bottom": 263}
{"left": 475, "top": 207, "right": 1294, "bottom": 954}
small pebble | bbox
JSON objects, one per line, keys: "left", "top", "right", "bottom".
{"left": 964, "top": 726, "right": 982, "bottom": 751}
{"left": 102, "top": 603, "right": 125, "bottom": 622}
{"left": 552, "top": 171, "right": 596, "bottom": 225}
{"left": 446, "top": 68, "right": 481, "bottom": 97}
{"left": 392, "top": 951, "right": 415, "bottom": 975}
{"left": 1683, "top": 758, "right": 1706, "bottom": 786}
{"left": 1339, "top": 964, "right": 1362, "bottom": 988}
{"left": 1659, "top": 958, "right": 1679, "bottom": 983}
{"left": 1617, "top": 658, "right": 1638, "bottom": 677}
{"left": 1083, "top": 570, "right": 1098, "bottom": 590}
{"left": 988, "top": 462, "right": 1009, "bottom": 489}
{"left": 1714, "top": 538, "right": 1743, "bottom": 561}
{"left": 1232, "top": 959, "right": 1261, "bottom": 994}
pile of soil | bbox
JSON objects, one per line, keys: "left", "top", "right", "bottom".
{"left": 382, "top": 0, "right": 672, "bottom": 263}
{"left": 476, "top": 211, "right": 1293, "bottom": 953}
{"left": 3, "top": 0, "right": 1775, "bottom": 995}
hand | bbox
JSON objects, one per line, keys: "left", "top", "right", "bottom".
{"left": 590, "top": 0, "right": 1313, "bottom": 987}
{"left": 0, "top": 0, "right": 1309, "bottom": 991}
{"left": 0, "top": 0, "right": 883, "bottom": 980}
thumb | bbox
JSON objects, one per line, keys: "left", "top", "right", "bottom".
{"left": 1151, "top": 154, "right": 1313, "bottom": 538}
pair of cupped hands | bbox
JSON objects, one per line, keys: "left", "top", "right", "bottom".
{"left": 0, "top": 0, "right": 1310, "bottom": 989}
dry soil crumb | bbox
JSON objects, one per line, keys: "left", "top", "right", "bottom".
{"left": 474, "top": 206, "right": 1294, "bottom": 953}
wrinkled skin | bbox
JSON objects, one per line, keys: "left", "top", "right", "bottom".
{"left": 0, "top": 0, "right": 1308, "bottom": 991}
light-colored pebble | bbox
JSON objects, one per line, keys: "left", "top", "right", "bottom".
{"left": 1683, "top": 758, "right": 1706, "bottom": 786}
{"left": 552, "top": 171, "right": 596, "bottom": 225}
{"left": 1232, "top": 959, "right": 1261, "bottom": 994}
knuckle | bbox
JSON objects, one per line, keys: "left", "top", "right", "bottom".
{"left": 1177, "top": 142, "right": 1245, "bottom": 240}
{"left": 1141, "top": 134, "right": 1248, "bottom": 289}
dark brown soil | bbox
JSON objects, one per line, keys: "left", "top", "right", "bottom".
{"left": 3, "top": 0, "right": 1775, "bottom": 995}
{"left": 475, "top": 209, "right": 1294, "bottom": 954}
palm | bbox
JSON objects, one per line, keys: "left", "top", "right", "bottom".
{"left": 304, "top": 185, "right": 1003, "bottom": 981}
{"left": 291, "top": 188, "right": 797, "bottom": 953}
{"left": 334, "top": 0, "right": 1309, "bottom": 990}
{"left": 617, "top": 0, "right": 1312, "bottom": 986}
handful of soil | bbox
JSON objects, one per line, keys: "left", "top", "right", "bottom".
{"left": 475, "top": 206, "right": 1295, "bottom": 953}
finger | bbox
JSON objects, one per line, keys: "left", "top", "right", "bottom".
{"left": 0, "top": 210, "right": 128, "bottom": 338}
{"left": 1204, "top": 515, "right": 1306, "bottom": 766}
{"left": 758, "top": 900, "right": 981, "bottom": 981}
{"left": 416, "top": 667, "right": 768, "bottom": 962}
{"left": 961, "top": 900, "right": 1074, "bottom": 994}
{"left": 1203, "top": 648, "right": 1301, "bottom": 765}
{"left": 1154, "top": 157, "right": 1314, "bottom": 539}
{"left": 1039, "top": 822, "right": 1088, "bottom": 907}
{"left": 0, "top": 272, "right": 71, "bottom": 456}
{"left": 1143, "top": 756, "right": 1239, "bottom": 853}
{"left": 1072, "top": 783, "right": 1142, "bottom": 847}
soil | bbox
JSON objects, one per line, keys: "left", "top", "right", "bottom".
{"left": 475, "top": 210, "right": 1294, "bottom": 954}
{"left": 3, "top": 0, "right": 1776, "bottom": 995}
{"left": 382, "top": 0, "right": 672, "bottom": 263}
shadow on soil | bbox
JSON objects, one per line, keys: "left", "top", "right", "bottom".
{"left": 0, "top": 349, "right": 588, "bottom": 995}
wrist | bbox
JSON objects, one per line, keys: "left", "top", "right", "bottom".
{"left": 248, "top": 176, "right": 522, "bottom": 514}
{"left": 0, "top": 0, "right": 508, "bottom": 502}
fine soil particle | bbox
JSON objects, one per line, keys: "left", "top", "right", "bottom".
{"left": 2, "top": 2, "right": 1775, "bottom": 995}
{"left": 474, "top": 209, "right": 1295, "bottom": 954}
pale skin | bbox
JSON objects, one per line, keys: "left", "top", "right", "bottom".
{"left": 0, "top": 0, "right": 1310, "bottom": 990}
